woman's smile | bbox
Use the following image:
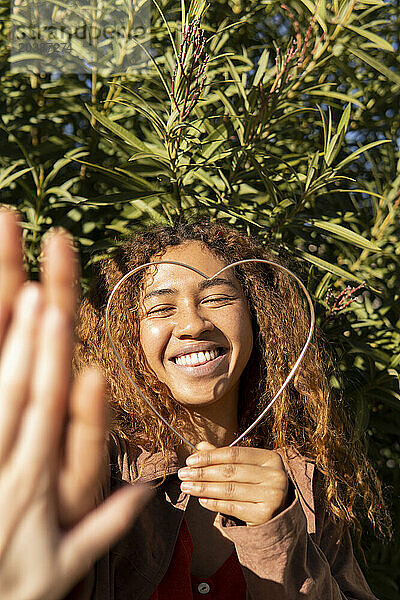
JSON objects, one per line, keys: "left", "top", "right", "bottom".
{"left": 169, "top": 344, "right": 228, "bottom": 374}
{"left": 139, "top": 241, "right": 253, "bottom": 411}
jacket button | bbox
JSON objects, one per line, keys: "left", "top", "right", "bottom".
{"left": 197, "top": 582, "right": 211, "bottom": 594}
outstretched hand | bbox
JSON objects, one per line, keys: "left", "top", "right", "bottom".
{"left": 0, "top": 209, "right": 151, "bottom": 600}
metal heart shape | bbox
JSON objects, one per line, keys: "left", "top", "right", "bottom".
{"left": 105, "top": 259, "right": 315, "bottom": 451}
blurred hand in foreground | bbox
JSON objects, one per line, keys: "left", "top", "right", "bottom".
{"left": 0, "top": 209, "right": 151, "bottom": 600}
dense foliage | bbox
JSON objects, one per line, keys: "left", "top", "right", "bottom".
{"left": 1, "top": 0, "right": 399, "bottom": 595}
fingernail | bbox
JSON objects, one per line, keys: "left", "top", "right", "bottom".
{"left": 178, "top": 468, "right": 195, "bottom": 480}
{"left": 42, "top": 228, "right": 75, "bottom": 250}
{"left": 19, "top": 283, "right": 41, "bottom": 313}
{"left": 186, "top": 454, "right": 198, "bottom": 466}
{"left": 180, "top": 482, "right": 194, "bottom": 492}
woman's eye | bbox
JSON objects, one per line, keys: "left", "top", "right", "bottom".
{"left": 147, "top": 306, "right": 174, "bottom": 317}
{"left": 203, "top": 296, "right": 234, "bottom": 305}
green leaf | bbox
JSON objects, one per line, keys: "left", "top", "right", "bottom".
{"left": 307, "top": 89, "right": 364, "bottom": 109}
{"left": 296, "top": 0, "right": 327, "bottom": 30}
{"left": 44, "top": 186, "right": 75, "bottom": 201}
{"left": 193, "top": 194, "right": 264, "bottom": 228}
{"left": 201, "top": 123, "right": 228, "bottom": 160}
{"left": 335, "top": 139, "right": 391, "bottom": 170}
{"left": 306, "top": 220, "right": 381, "bottom": 251}
{"left": 253, "top": 48, "right": 270, "bottom": 88}
{"left": 305, "top": 152, "right": 319, "bottom": 192}
{"left": 43, "top": 149, "right": 88, "bottom": 188}
{"left": 226, "top": 58, "right": 249, "bottom": 111}
{"left": 152, "top": 0, "right": 180, "bottom": 62}
{"left": 106, "top": 97, "right": 166, "bottom": 138}
{"left": 0, "top": 166, "right": 32, "bottom": 190}
{"left": 324, "top": 104, "right": 351, "bottom": 166}
{"left": 314, "top": 272, "right": 333, "bottom": 299}
{"left": 129, "top": 199, "right": 166, "bottom": 221}
{"left": 337, "top": 103, "right": 351, "bottom": 136}
{"left": 213, "top": 90, "right": 244, "bottom": 142}
{"left": 86, "top": 106, "right": 168, "bottom": 158}
{"left": 330, "top": 188, "right": 384, "bottom": 199}
{"left": 297, "top": 251, "right": 365, "bottom": 284}
{"left": 343, "top": 24, "right": 393, "bottom": 52}
{"left": 71, "top": 158, "right": 158, "bottom": 191}
{"left": 349, "top": 47, "right": 400, "bottom": 86}
{"left": 78, "top": 191, "right": 165, "bottom": 206}
{"left": 8, "top": 53, "right": 44, "bottom": 62}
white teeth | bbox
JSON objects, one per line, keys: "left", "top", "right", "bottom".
{"left": 175, "top": 349, "right": 220, "bottom": 367}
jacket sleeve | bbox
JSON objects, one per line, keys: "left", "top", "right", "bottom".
{"left": 214, "top": 470, "right": 378, "bottom": 600}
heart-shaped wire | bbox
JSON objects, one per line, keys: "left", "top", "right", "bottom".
{"left": 105, "top": 259, "right": 315, "bottom": 451}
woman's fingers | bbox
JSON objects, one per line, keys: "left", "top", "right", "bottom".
{"left": 197, "top": 498, "right": 267, "bottom": 526}
{"left": 42, "top": 231, "right": 78, "bottom": 321}
{"left": 186, "top": 446, "right": 282, "bottom": 469}
{"left": 57, "top": 485, "right": 153, "bottom": 600}
{"left": 12, "top": 305, "right": 72, "bottom": 479}
{"left": 58, "top": 368, "right": 107, "bottom": 527}
{"left": 0, "top": 284, "right": 42, "bottom": 463}
{"left": 179, "top": 463, "right": 273, "bottom": 484}
{"left": 180, "top": 480, "right": 275, "bottom": 503}
{"left": 0, "top": 220, "right": 154, "bottom": 599}
{"left": 181, "top": 446, "right": 289, "bottom": 526}
{"left": 0, "top": 209, "right": 25, "bottom": 347}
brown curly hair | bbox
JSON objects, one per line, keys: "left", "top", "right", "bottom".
{"left": 74, "top": 219, "right": 390, "bottom": 537}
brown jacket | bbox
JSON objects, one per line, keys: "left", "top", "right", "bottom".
{"left": 71, "top": 434, "right": 378, "bottom": 600}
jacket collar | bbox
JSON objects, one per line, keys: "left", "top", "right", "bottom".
{"left": 135, "top": 447, "right": 181, "bottom": 483}
{"left": 142, "top": 445, "right": 316, "bottom": 534}
{"left": 110, "top": 433, "right": 316, "bottom": 533}
{"left": 129, "top": 441, "right": 315, "bottom": 510}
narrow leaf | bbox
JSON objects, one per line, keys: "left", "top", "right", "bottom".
{"left": 253, "top": 48, "right": 270, "bottom": 87}
{"left": 337, "top": 103, "right": 351, "bottom": 136}
{"left": 0, "top": 166, "right": 32, "bottom": 189}
{"left": 350, "top": 46, "right": 400, "bottom": 85}
{"left": 87, "top": 106, "right": 168, "bottom": 157}
{"left": 306, "top": 220, "right": 381, "bottom": 251}
{"left": 335, "top": 139, "right": 391, "bottom": 170}
{"left": 344, "top": 24, "right": 393, "bottom": 52}
{"left": 307, "top": 89, "right": 364, "bottom": 108}
{"left": 298, "top": 251, "right": 365, "bottom": 284}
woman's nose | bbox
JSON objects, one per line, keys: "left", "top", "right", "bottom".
{"left": 173, "top": 305, "right": 213, "bottom": 338}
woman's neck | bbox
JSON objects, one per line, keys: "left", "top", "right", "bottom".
{"left": 177, "top": 400, "right": 239, "bottom": 462}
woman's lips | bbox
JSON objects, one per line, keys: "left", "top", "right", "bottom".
{"left": 174, "top": 348, "right": 221, "bottom": 366}
{"left": 169, "top": 349, "right": 228, "bottom": 376}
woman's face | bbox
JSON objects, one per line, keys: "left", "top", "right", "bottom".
{"left": 139, "top": 242, "right": 253, "bottom": 411}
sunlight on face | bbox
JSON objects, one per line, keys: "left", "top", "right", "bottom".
{"left": 139, "top": 242, "right": 253, "bottom": 414}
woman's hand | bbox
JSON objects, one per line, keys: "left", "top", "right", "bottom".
{"left": 0, "top": 209, "right": 151, "bottom": 600}
{"left": 178, "top": 443, "right": 289, "bottom": 526}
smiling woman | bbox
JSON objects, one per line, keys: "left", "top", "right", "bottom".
{"left": 69, "top": 220, "right": 389, "bottom": 600}
{"left": 0, "top": 212, "right": 390, "bottom": 599}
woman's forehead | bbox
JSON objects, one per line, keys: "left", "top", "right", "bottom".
{"left": 142, "top": 242, "right": 239, "bottom": 293}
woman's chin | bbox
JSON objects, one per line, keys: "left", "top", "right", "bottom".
{"left": 172, "top": 387, "right": 234, "bottom": 413}
{"left": 174, "top": 394, "right": 222, "bottom": 409}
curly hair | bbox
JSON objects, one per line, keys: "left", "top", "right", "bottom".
{"left": 74, "top": 219, "right": 390, "bottom": 537}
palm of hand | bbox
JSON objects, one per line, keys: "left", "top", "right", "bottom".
{"left": 0, "top": 210, "right": 150, "bottom": 600}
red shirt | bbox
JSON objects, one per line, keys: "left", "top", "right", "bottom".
{"left": 150, "top": 518, "right": 247, "bottom": 600}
